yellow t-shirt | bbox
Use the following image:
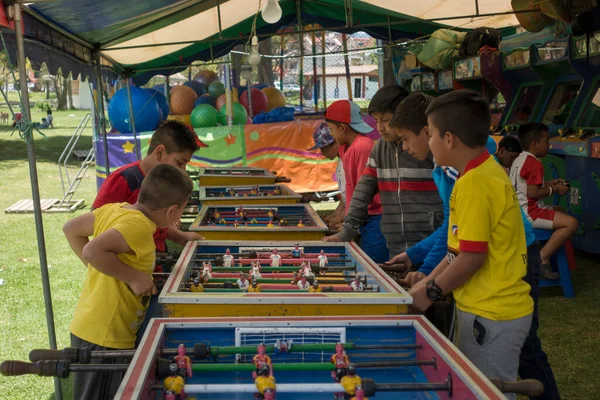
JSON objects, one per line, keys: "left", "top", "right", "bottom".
{"left": 447, "top": 153, "right": 533, "bottom": 321}
{"left": 69, "top": 203, "right": 157, "bottom": 348}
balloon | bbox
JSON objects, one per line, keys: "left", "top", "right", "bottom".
{"left": 183, "top": 80, "right": 207, "bottom": 96}
{"left": 262, "top": 87, "right": 287, "bottom": 111}
{"left": 145, "top": 88, "right": 169, "bottom": 121}
{"left": 208, "top": 81, "right": 226, "bottom": 99}
{"left": 170, "top": 85, "right": 197, "bottom": 115}
{"left": 239, "top": 88, "right": 268, "bottom": 117}
{"left": 194, "top": 69, "right": 219, "bottom": 87}
{"left": 195, "top": 94, "right": 216, "bottom": 107}
{"left": 218, "top": 102, "right": 248, "bottom": 126}
{"left": 190, "top": 104, "right": 219, "bottom": 128}
{"left": 108, "top": 87, "right": 160, "bottom": 133}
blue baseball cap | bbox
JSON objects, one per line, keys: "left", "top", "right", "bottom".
{"left": 308, "top": 122, "right": 335, "bottom": 151}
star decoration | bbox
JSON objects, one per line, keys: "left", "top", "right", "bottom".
{"left": 122, "top": 141, "right": 135, "bottom": 154}
{"left": 224, "top": 134, "right": 237, "bottom": 146}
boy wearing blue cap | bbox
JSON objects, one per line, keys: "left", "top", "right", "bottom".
{"left": 308, "top": 122, "right": 346, "bottom": 230}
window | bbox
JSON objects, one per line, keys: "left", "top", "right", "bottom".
{"left": 506, "top": 85, "right": 542, "bottom": 125}
{"left": 541, "top": 81, "right": 582, "bottom": 126}
{"left": 578, "top": 84, "right": 600, "bottom": 127}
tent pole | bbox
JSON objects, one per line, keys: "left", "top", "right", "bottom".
{"left": 279, "top": 35, "right": 284, "bottom": 91}
{"left": 296, "top": 0, "right": 303, "bottom": 111}
{"left": 225, "top": 53, "right": 233, "bottom": 129}
{"left": 312, "top": 31, "right": 318, "bottom": 112}
{"left": 125, "top": 78, "right": 141, "bottom": 160}
{"left": 342, "top": 33, "right": 352, "bottom": 101}
{"left": 95, "top": 50, "right": 110, "bottom": 176}
{"left": 321, "top": 30, "right": 327, "bottom": 109}
{"left": 12, "top": 4, "right": 63, "bottom": 400}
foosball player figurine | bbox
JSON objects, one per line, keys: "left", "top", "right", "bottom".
{"left": 273, "top": 186, "right": 282, "bottom": 195}
{"left": 214, "top": 210, "right": 220, "bottom": 219}
{"left": 308, "top": 279, "right": 322, "bottom": 292}
{"left": 164, "top": 363, "right": 186, "bottom": 400}
{"left": 263, "top": 388, "right": 275, "bottom": 400}
{"left": 254, "top": 364, "right": 276, "bottom": 399}
{"left": 164, "top": 390, "right": 176, "bottom": 400}
{"left": 223, "top": 248, "right": 234, "bottom": 267}
{"left": 331, "top": 343, "right": 350, "bottom": 377}
{"left": 228, "top": 188, "right": 237, "bottom": 197}
{"left": 218, "top": 217, "right": 227, "bottom": 225}
{"left": 250, "top": 217, "right": 259, "bottom": 224}
{"left": 233, "top": 220, "right": 240, "bottom": 227}
{"left": 201, "top": 261, "right": 212, "bottom": 279}
{"left": 297, "top": 219, "right": 305, "bottom": 227}
{"left": 238, "top": 206, "right": 246, "bottom": 218}
{"left": 290, "top": 271, "right": 300, "bottom": 285}
{"left": 267, "top": 208, "right": 274, "bottom": 218}
{"left": 278, "top": 217, "right": 287, "bottom": 226}
{"left": 237, "top": 273, "right": 250, "bottom": 291}
{"left": 291, "top": 243, "right": 303, "bottom": 258}
{"left": 299, "top": 261, "right": 314, "bottom": 279}
{"left": 251, "top": 261, "right": 263, "bottom": 279}
{"left": 189, "top": 278, "right": 204, "bottom": 292}
{"left": 340, "top": 364, "right": 361, "bottom": 398}
{"left": 351, "top": 386, "right": 368, "bottom": 400}
{"left": 267, "top": 219, "right": 275, "bottom": 228}
{"left": 248, "top": 279, "right": 262, "bottom": 292}
{"left": 297, "top": 274, "right": 310, "bottom": 290}
{"left": 350, "top": 275, "right": 364, "bottom": 292}
{"left": 252, "top": 343, "right": 273, "bottom": 379}
{"left": 270, "top": 249, "right": 281, "bottom": 267}
{"left": 174, "top": 344, "right": 192, "bottom": 378}
{"left": 317, "top": 250, "right": 328, "bottom": 268}
{"left": 250, "top": 185, "right": 260, "bottom": 196}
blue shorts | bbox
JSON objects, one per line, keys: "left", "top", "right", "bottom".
{"left": 358, "top": 214, "right": 388, "bottom": 264}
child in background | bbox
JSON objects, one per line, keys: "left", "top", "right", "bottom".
{"left": 409, "top": 90, "right": 532, "bottom": 399}
{"left": 63, "top": 164, "right": 194, "bottom": 400}
{"left": 322, "top": 100, "right": 387, "bottom": 263}
{"left": 93, "top": 120, "right": 205, "bottom": 252}
{"left": 46, "top": 109, "right": 54, "bottom": 128}
{"left": 510, "top": 122, "right": 577, "bottom": 279}
{"left": 324, "top": 86, "right": 442, "bottom": 262}
{"left": 308, "top": 122, "right": 346, "bottom": 231}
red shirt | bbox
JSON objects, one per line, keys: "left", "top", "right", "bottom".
{"left": 338, "top": 135, "right": 383, "bottom": 216}
{"left": 93, "top": 161, "right": 168, "bottom": 251}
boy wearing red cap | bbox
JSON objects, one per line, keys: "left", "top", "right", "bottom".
{"left": 323, "top": 100, "right": 387, "bottom": 263}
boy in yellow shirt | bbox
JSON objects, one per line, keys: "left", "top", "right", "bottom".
{"left": 408, "top": 90, "right": 533, "bottom": 399}
{"left": 63, "top": 164, "right": 194, "bottom": 400}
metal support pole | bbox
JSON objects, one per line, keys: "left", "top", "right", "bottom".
{"left": 321, "top": 30, "right": 327, "bottom": 109}
{"left": 377, "top": 39, "right": 384, "bottom": 88}
{"left": 342, "top": 33, "right": 352, "bottom": 101}
{"left": 312, "top": 31, "right": 318, "bottom": 111}
{"left": 11, "top": 4, "right": 63, "bottom": 399}
{"left": 247, "top": 80, "right": 253, "bottom": 119}
{"left": 224, "top": 54, "right": 233, "bottom": 129}
{"left": 279, "top": 35, "right": 284, "bottom": 91}
{"left": 125, "top": 79, "right": 141, "bottom": 160}
{"left": 216, "top": 0, "right": 223, "bottom": 39}
{"left": 296, "top": 0, "right": 303, "bottom": 110}
{"left": 95, "top": 51, "right": 110, "bottom": 176}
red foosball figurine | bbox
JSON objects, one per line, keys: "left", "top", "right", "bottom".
{"left": 233, "top": 220, "right": 240, "bottom": 227}
{"left": 263, "top": 387, "right": 276, "bottom": 400}
{"left": 254, "top": 364, "right": 276, "bottom": 399}
{"left": 164, "top": 390, "right": 176, "bottom": 400}
{"left": 252, "top": 343, "right": 273, "bottom": 379}
{"left": 330, "top": 342, "right": 350, "bottom": 381}
{"left": 174, "top": 344, "right": 192, "bottom": 378}
{"left": 164, "top": 364, "right": 186, "bottom": 400}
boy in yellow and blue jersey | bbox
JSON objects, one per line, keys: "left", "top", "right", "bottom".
{"left": 63, "top": 164, "right": 194, "bottom": 400}
{"left": 408, "top": 90, "right": 533, "bottom": 400}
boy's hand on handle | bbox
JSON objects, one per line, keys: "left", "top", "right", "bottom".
{"left": 408, "top": 282, "right": 432, "bottom": 313}
{"left": 547, "top": 178, "right": 562, "bottom": 186}
{"left": 401, "top": 271, "right": 426, "bottom": 287}
{"left": 384, "top": 252, "right": 412, "bottom": 269}
{"left": 127, "top": 273, "right": 157, "bottom": 297}
{"left": 173, "top": 220, "right": 182, "bottom": 229}
{"left": 322, "top": 234, "right": 341, "bottom": 242}
{"left": 183, "top": 232, "right": 204, "bottom": 242}
{"left": 553, "top": 181, "right": 570, "bottom": 196}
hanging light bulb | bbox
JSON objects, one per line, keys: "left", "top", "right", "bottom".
{"left": 261, "top": 0, "right": 282, "bottom": 24}
{"left": 247, "top": 35, "right": 261, "bottom": 67}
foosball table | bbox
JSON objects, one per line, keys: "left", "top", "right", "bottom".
{"left": 193, "top": 167, "right": 287, "bottom": 187}
{"left": 0, "top": 316, "right": 542, "bottom": 399}
{"left": 157, "top": 241, "right": 411, "bottom": 318}
{"left": 189, "top": 205, "right": 328, "bottom": 240}
{"left": 193, "top": 184, "right": 302, "bottom": 206}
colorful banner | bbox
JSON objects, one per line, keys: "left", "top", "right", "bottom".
{"left": 95, "top": 120, "right": 339, "bottom": 193}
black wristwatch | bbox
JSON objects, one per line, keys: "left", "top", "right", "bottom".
{"left": 426, "top": 279, "right": 443, "bottom": 301}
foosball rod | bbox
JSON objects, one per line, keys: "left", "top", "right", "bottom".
{"left": 193, "top": 266, "right": 358, "bottom": 273}
{"left": 29, "top": 343, "right": 423, "bottom": 362}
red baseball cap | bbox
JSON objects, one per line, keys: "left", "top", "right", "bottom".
{"left": 186, "top": 125, "right": 209, "bottom": 148}
{"left": 325, "top": 100, "right": 372, "bottom": 134}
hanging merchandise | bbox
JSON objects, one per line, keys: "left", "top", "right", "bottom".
{"left": 415, "top": 29, "right": 467, "bottom": 70}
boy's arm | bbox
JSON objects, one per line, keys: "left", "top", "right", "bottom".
{"left": 92, "top": 175, "right": 130, "bottom": 209}
{"left": 166, "top": 226, "right": 204, "bottom": 245}
{"left": 81, "top": 228, "right": 156, "bottom": 296}
{"left": 411, "top": 201, "right": 450, "bottom": 275}
{"left": 63, "top": 212, "right": 95, "bottom": 267}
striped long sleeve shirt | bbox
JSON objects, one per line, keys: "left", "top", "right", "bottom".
{"left": 336, "top": 140, "right": 444, "bottom": 257}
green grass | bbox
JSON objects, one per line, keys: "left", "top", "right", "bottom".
{"left": 0, "top": 112, "right": 599, "bottom": 399}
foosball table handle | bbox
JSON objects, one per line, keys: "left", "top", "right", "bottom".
{"left": 491, "top": 379, "right": 544, "bottom": 397}
{"left": 274, "top": 177, "right": 292, "bottom": 183}
{"left": 1, "top": 360, "right": 70, "bottom": 378}
{"left": 29, "top": 348, "right": 90, "bottom": 364}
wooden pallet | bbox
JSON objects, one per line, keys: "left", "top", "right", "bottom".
{"left": 73, "top": 150, "right": 91, "bottom": 161}
{"left": 4, "top": 199, "right": 85, "bottom": 214}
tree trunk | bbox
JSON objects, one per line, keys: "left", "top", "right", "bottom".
{"left": 54, "top": 72, "right": 68, "bottom": 110}
{"left": 257, "top": 38, "right": 274, "bottom": 86}
{"left": 67, "top": 75, "right": 74, "bottom": 109}
{"left": 383, "top": 41, "right": 396, "bottom": 86}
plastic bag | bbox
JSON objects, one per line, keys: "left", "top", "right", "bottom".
{"left": 416, "top": 29, "right": 467, "bottom": 70}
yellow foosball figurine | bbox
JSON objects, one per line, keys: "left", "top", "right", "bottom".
{"left": 308, "top": 279, "right": 322, "bottom": 292}
{"left": 189, "top": 278, "right": 204, "bottom": 292}
{"left": 248, "top": 280, "right": 262, "bottom": 292}
{"left": 218, "top": 218, "right": 227, "bottom": 225}
{"left": 164, "top": 364, "right": 186, "bottom": 400}
{"left": 297, "top": 219, "right": 305, "bottom": 227}
{"left": 214, "top": 211, "right": 220, "bottom": 218}
{"left": 340, "top": 364, "right": 361, "bottom": 397}
{"left": 250, "top": 217, "right": 258, "bottom": 224}
{"left": 255, "top": 364, "right": 276, "bottom": 395}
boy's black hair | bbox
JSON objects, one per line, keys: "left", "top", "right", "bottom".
{"left": 147, "top": 120, "right": 200, "bottom": 155}
{"left": 498, "top": 135, "right": 522, "bottom": 153}
{"left": 517, "top": 122, "right": 549, "bottom": 151}
{"left": 389, "top": 92, "right": 434, "bottom": 134}
{"left": 367, "top": 85, "right": 409, "bottom": 115}
{"left": 425, "top": 89, "right": 491, "bottom": 148}
{"left": 138, "top": 164, "right": 194, "bottom": 210}
{"left": 46, "top": 110, "right": 52, "bottom": 115}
